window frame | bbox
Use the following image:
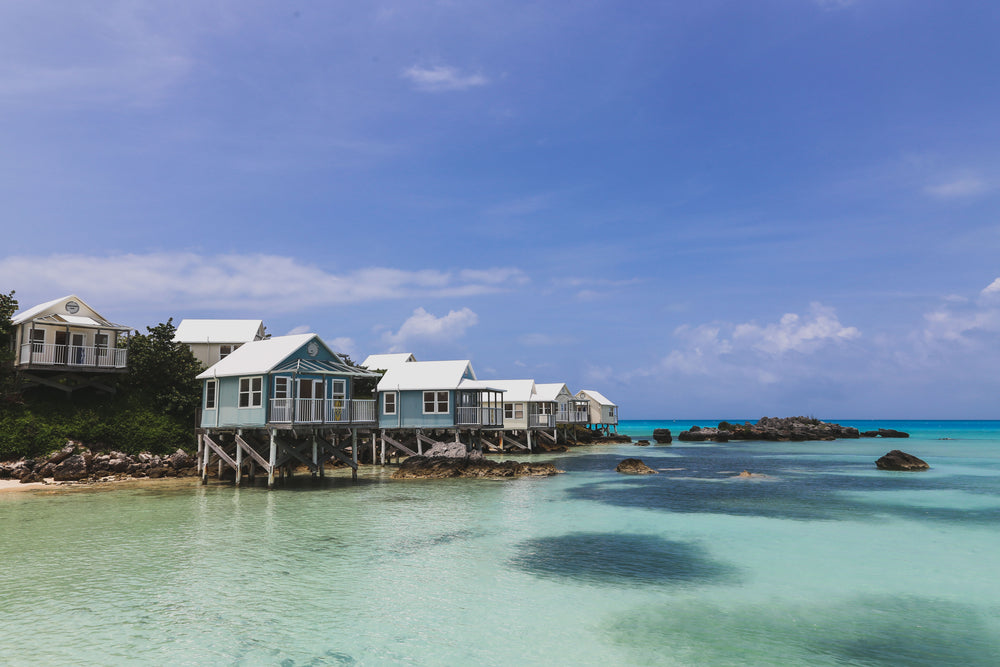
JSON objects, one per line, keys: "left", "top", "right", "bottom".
{"left": 205, "top": 379, "right": 217, "bottom": 410}
{"left": 423, "top": 390, "right": 449, "bottom": 414}
{"left": 273, "top": 376, "right": 289, "bottom": 400}
{"left": 383, "top": 391, "right": 397, "bottom": 415}
{"left": 219, "top": 344, "right": 234, "bottom": 360}
{"left": 239, "top": 376, "right": 263, "bottom": 408}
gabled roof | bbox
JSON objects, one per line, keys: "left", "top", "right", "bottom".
{"left": 534, "top": 382, "right": 571, "bottom": 402}
{"left": 174, "top": 319, "right": 264, "bottom": 344}
{"left": 577, "top": 389, "right": 617, "bottom": 406}
{"left": 12, "top": 294, "right": 129, "bottom": 330}
{"left": 361, "top": 352, "right": 416, "bottom": 371}
{"left": 377, "top": 360, "right": 504, "bottom": 392}
{"left": 194, "top": 333, "right": 377, "bottom": 379}
{"left": 486, "top": 379, "right": 538, "bottom": 402}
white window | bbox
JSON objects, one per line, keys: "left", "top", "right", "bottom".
{"left": 423, "top": 391, "right": 449, "bottom": 414}
{"left": 504, "top": 403, "right": 514, "bottom": 419}
{"left": 205, "top": 380, "right": 217, "bottom": 410}
{"left": 538, "top": 403, "right": 553, "bottom": 415}
{"left": 274, "top": 377, "right": 289, "bottom": 399}
{"left": 95, "top": 333, "right": 109, "bottom": 357}
{"left": 239, "top": 377, "right": 262, "bottom": 408}
{"left": 219, "top": 344, "right": 234, "bottom": 359}
{"left": 384, "top": 392, "right": 397, "bottom": 415}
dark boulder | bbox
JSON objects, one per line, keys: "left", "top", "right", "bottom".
{"left": 168, "top": 449, "right": 193, "bottom": 469}
{"left": 392, "top": 456, "right": 562, "bottom": 479}
{"left": 878, "top": 428, "right": 909, "bottom": 438}
{"left": 52, "top": 454, "right": 89, "bottom": 481}
{"left": 615, "top": 458, "right": 658, "bottom": 475}
{"left": 652, "top": 428, "right": 672, "bottom": 444}
{"left": 635, "top": 440, "right": 650, "bottom": 446}
{"left": 678, "top": 430, "right": 709, "bottom": 442}
{"left": 876, "top": 450, "right": 929, "bottom": 471}
{"left": 47, "top": 443, "right": 77, "bottom": 465}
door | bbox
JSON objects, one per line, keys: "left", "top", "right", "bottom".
{"left": 71, "top": 333, "right": 85, "bottom": 365}
{"left": 298, "top": 378, "right": 324, "bottom": 422}
{"left": 55, "top": 331, "right": 68, "bottom": 364}
{"left": 331, "top": 380, "right": 346, "bottom": 421}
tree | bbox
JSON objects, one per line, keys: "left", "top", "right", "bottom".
{"left": 0, "top": 290, "right": 19, "bottom": 401}
{"left": 122, "top": 318, "right": 203, "bottom": 420}
{"left": 338, "top": 353, "right": 382, "bottom": 399}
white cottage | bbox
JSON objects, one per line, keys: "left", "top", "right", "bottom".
{"left": 360, "top": 352, "right": 416, "bottom": 372}
{"left": 174, "top": 319, "right": 265, "bottom": 368}
{"left": 575, "top": 389, "right": 619, "bottom": 432}
{"left": 487, "top": 379, "right": 560, "bottom": 430}
{"left": 11, "top": 295, "right": 130, "bottom": 392}
{"left": 535, "top": 383, "right": 590, "bottom": 425}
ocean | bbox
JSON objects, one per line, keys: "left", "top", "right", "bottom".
{"left": 2, "top": 419, "right": 999, "bottom": 666}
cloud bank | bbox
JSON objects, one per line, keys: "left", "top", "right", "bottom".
{"left": 382, "top": 307, "right": 479, "bottom": 352}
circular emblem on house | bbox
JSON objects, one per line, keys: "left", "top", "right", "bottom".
{"left": 307, "top": 341, "right": 319, "bottom": 357}
{"left": 65, "top": 300, "right": 80, "bottom": 314}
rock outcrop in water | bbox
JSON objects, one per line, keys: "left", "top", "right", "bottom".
{"left": 861, "top": 428, "right": 910, "bottom": 438}
{"left": 391, "top": 456, "right": 562, "bottom": 479}
{"left": 652, "top": 429, "right": 672, "bottom": 444}
{"left": 678, "top": 417, "right": 861, "bottom": 443}
{"left": 876, "top": 450, "right": 929, "bottom": 471}
{"left": 615, "top": 458, "right": 658, "bottom": 475}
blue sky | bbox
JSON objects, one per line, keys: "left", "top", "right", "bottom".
{"left": 3, "top": 1, "right": 999, "bottom": 418}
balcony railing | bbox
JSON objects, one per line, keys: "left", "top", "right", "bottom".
{"left": 557, "top": 408, "right": 589, "bottom": 424}
{"left": 19, "top": 343, "right": 127, "bottom": 369}
{"left": 269, "top": 398, "right": 376, "bottom": 425}
{"left": 529, "top": 414, "right": 556, "bottom": 428}
{"left": 456, "top": 406, "right": 504, "bottom": 427}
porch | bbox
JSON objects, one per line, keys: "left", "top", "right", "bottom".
{"left": 18, "top": 342, "right": 128, "bottom": 371}
{"left": 557, "top": 401, "right": 590, "bottom": 424}
{"left": 270, "top": 398, "right": 377, "bottom": 426}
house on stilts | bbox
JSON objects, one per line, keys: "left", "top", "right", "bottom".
{"left": 375, "top": 360, "right": 505, "bottom": 459}
{"left": 174, "top": 318, "right": 265, "bottom": 368}
{"left": 575, "top": 389, "right": 619, "bottom": 434}
{"left": 195, "top": 333, "right": 381, "bottom": 487}
{"left": 483, "top": 379, "right": 560, "bottom": 452}
{"left": 10, "top": 295, "right": 130, "bottom": 394}
{"left": 535, "top": 382, "right": 591, "bottom": 438}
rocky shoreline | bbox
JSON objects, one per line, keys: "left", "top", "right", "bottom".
{"left": 0, "top": 442, "right": 198, "bottom": 485}
{"left": 676, "top": 417, "right": 908, "bottom": 443}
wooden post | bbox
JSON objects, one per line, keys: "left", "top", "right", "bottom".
{"left": 528, "top": 430, "right": 533, "bottom": 452}
{"left": 196, "top": 433, "right": 203, "bottom": 477}
{"left": 380, "top": 430, "right": 386, "bottom": 466}
{"left": 267, "top": 431, "right": 277, "bottom": 488}
{"left": 500, "top": 431, "right": 504, "bottom": 452}
{"left": 235, "top": 430, "right": 243, "bottom": 487}
{"left": 201, "top": 433, "right": 211, "bottom": 485}
{"left": 351, "top": 429, "right": 358, "bottom": 481}
{"left": 416, "top": 429, "right": 423, "bottom": 456}
{"left": 371, "top": 433, "right": 376, "bottom": 465}
{"left": 312, "top": 434, "right": 318, "bottom": 478}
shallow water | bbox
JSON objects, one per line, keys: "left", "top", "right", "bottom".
{"left": 2, "top": 420, "right": 999, "bottom": 665}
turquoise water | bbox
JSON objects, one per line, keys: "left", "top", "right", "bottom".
{"left": 2, "top": 419, "right": 999, "bottom": 665}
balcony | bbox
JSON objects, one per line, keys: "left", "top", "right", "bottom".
{"left": 270, "top": 398, "right": 377, "bottom": 425}
{"left": 529, "top": 413, "right": 556, "bottom": 428}
{"left": 557, "top": 408, "right": 590, "bottom": 424}
{"left": 456, "top": 406, "right": 505, "bottom": 427}
{"left": 18, "top": 343, "right": 127, "bottom": 371}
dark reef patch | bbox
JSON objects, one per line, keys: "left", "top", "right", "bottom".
{"left": 607, "top": 595, "right": 1000, "bottom": 666}
{"left": 509, "top": 532, "right": 739, "bottom": 587}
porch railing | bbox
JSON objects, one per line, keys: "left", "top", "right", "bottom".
{"left": 456, "top": 406, "right": 505, "bottom": 427}
{"left": 530, "top": 414, "right": 556, "bottom": 428}
{"left": 19, "top": 343, "right": 127, "bottom": 369}
{"left": 269, "top": 398, "right": 376, "bottom": 425}
{"left": 557, "top": 408, "right": 590, "bottom": 424}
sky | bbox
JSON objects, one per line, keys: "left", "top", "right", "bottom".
{"left": 2, "top": 1, "right": 1000, "bottom": 419}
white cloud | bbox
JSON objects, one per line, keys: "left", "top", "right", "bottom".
{"left": 327, "top": 336, "right": 357, "bottom": 358}
{"left": 285, "top": 325, "right": 311, "bottom": 335}
{"left": 732, "top": 303, "right": 860, "bottom": 355}
{"left": 382, "top": 307, "right": 479, "bottom": 352}
{"left": 981, "top": 277, "right": 1000, "bottom": 296}
{"left": 402, "top": 65, "right": 488, "bottom": 92}
{"left": 517, "top": 332, "right": 574, "bottom": 346}
{"left": 922, "top": 278, "right": 1000, "bottom": 343}
{"left": 925, "top": 176, "right": 992, "bottom": 200}
{"left": 0, "top": 253, "right": 527, "bottom": 313}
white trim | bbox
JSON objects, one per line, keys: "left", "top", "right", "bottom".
{"left": 239, "top": 376, "right": 263, "bottom": 408}
{"left": 383, "top": 391, "right": 397, "bottom": 415}
{"left": 422, "top": 390, "right": 449, "bottom": 414}
{"left": 205, "top": 379, "right": 217, "bottom": 410}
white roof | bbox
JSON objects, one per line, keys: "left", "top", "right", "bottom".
{"left": 174, "top": 319, "right": 264, "bottom": 344}
{"left": 361, "top": 353, "right": 416, "bottom": 371}
{"left": 486, "top": 379, "right": 538, "bottom": 402}
{"left": 12, "top": 294, "right": 126, "bottom": 329}
{"left": 577, "top": 389, "right": 617, "bottom": 406}
{"left": 196, "top": 334, "right": 317, "bottom": 379}
{"left": 377, "top": 360, "right": 505, "bottom": 392}
{"left": 534, "top": 382, "right": 570, "bottom": 402}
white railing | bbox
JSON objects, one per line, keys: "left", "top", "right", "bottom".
{"left": 350, "top": 399, "right": 376, "bottom": 423}
{"left": 557, "top": 408, "right": 589, "bottom": 424}
{"left": 456, "top": 406, "right": 505, "bottom": 426}
{"left": 19, "top": 343, "right": 127, "bottom": 369}
{"left": 270, "top": 398, "right": 376, "bottom": 424}
{"left": 530, "top": 414, "right": 556, "bottom": 428}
